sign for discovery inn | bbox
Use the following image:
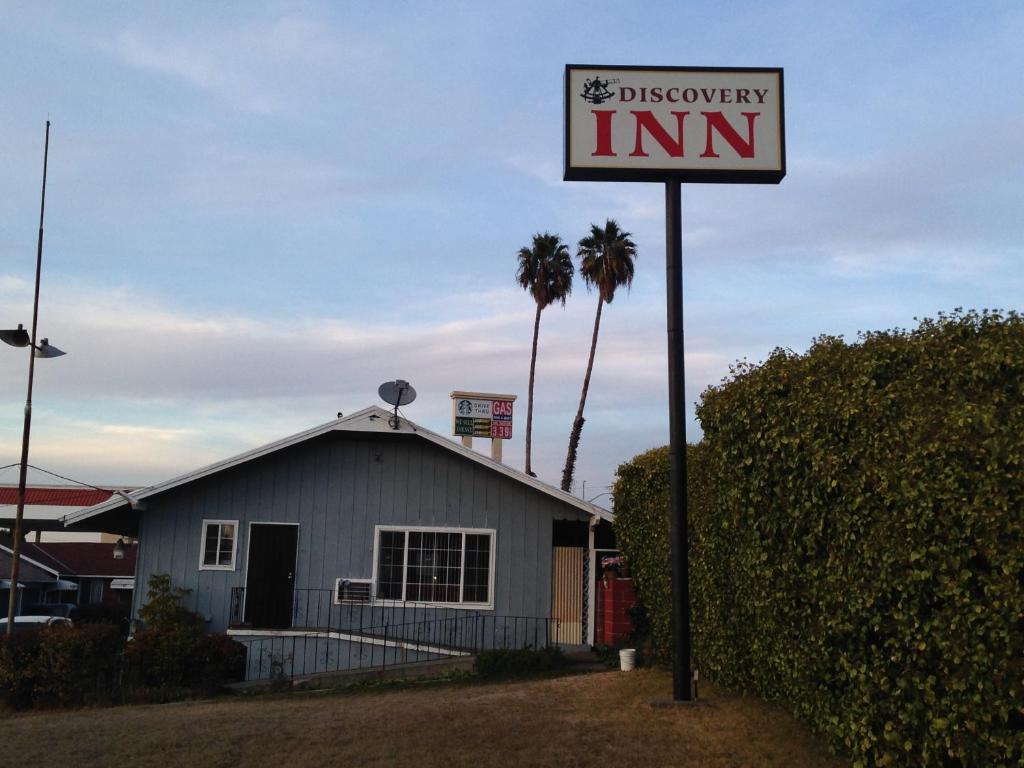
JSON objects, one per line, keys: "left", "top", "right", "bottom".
{"left": 563, "top": 63, "right": 784, "bottom": 703}
{"left": 564, "top": 65, "right": 784, "bottom": 183}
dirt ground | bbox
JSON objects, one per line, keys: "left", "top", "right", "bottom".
{"left": 3, "top": 669, "right": 849, "bottom": 767}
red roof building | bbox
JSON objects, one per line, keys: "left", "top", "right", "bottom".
{"left": 0, "top": 484, "right": 135, "bottom": 541}
{"left": 0, "top": 487, "right": 115, "bottom": 507}
{"left": 22, "top": 541, "right": 137, "bottom": 578}
{"left": 1, "top": 536, "right": 137, "bottom": 610}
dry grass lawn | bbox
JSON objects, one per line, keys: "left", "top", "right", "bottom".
{"left": 3, "top": 669, "right": 849, "bottom": 767}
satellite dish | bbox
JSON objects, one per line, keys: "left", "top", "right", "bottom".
{"left": 378, "top": 380, "right": 417, "bottom": 407}
{"left": 379, "top": 380, "right": 416, "bottom": 431}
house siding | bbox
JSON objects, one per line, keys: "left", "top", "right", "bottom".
{"left": 132, "top": 432, "right": 589, "bottom": 633}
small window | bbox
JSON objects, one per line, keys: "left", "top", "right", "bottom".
{"left": 200, "top": 520, "right": 237, "bottom": 570}
{"left": 77, "top": 578, "right": 105, "bottom": 605}
{"left": 88, "top": 579, "right": 105, "bottom": 604}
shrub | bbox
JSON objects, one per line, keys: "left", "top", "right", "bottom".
{"left": 613, "top": 310, "right": 1024, "bottom": 767}
{"left": 185, "top": 632, "right": 247, "bottom": 693}
{"left": 612, "top": 445, "right": 675, "bottom": 663}
{"left": 125, "top": 574, "right": 246, "bottom": 697}
{"left": 0, "top": 574, "right": 246, "bottom": 709}
{"left": 77, "top": 601, "right": 132, "bottom": 630}
{"left": 137, "top": 573, "right": 204, "bottom": 633}
{"left": 0, "top": 623, "right": 124, "bottom": 709}
{"left": 0, "top": 626, "right": 47, "bottom": 710}
{"left": 124, "top": 574, "right": 205, "bottom": 693}
{"left": 474, "top": 646, "right": 565, "bottom": 677}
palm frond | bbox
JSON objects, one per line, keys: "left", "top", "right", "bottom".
{"left": 576, "top": 218, "right": 637, "bottom": 303}
{"left": 516, "top": 232, "right": 574, "bottom": 309}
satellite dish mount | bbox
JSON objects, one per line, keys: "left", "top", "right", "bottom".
{"left": 378, "top": 379, "right": 417, "bottom": 430}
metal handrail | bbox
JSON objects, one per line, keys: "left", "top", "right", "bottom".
{"left": 227, "top": 587, "right": 559, "bottom": 682}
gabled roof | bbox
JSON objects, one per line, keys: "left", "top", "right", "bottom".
{"left": 0, "top": 542, "right": 61, "bottom": 581}
{"left": 65, "top": 406, "right": 614, "bottom": 528}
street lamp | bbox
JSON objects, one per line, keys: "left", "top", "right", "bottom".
{"left": 3, "top": 121, "right": 62, "bottom": 635}
{"left": 2, "top": 336, "right": 65, "bottom": 632}
{"left": 0, "top": 325, "right": 30, "bottom": 348}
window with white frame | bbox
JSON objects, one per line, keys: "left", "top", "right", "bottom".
{"left": 374, "top": 527, "right": 494, "bottom": 606}
{"left": 199, "top": 520, "right": 237, "bottom": 570}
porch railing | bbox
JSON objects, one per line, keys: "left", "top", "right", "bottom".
{"left": 228, "top": 587, "right": 559, "bottom": 681}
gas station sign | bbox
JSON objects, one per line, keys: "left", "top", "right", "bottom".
{"left": 451, "top": 392, "right": 515, "bottom": 440}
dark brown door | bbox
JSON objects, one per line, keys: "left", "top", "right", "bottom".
{"left": 244, "top": 524, "right": 298, "bottom": 629}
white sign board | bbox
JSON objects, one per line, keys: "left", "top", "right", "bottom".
{"left": 451, "top": 391, "right": 515, "bottom": 440}
{"left": 565, "top": 65, "right": 784, "bottom": 183}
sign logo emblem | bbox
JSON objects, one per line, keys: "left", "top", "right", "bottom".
{"left": 580, "top": 76, "right": 619, "bottom": 104}
{"left": 457, "top": 399, "right": 472, "bottom": 416}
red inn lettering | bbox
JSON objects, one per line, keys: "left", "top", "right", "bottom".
{"left": 591, "top": 110, "right": 616, "bottom": 156}
{"left": 700, "top": 111, "right": 759, "bottom": 158}
{"left": 590, "top": 109, "right": 762, "bottom": 160}
{"left": 630, "top": 111, "right": 688, "bottom": 157}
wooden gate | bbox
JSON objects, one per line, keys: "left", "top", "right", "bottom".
{"left": 551, "top": 546, "right": 585, "bottom": 644}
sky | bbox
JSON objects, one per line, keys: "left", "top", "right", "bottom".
{"left": 1, "top": 1, "right": 1022, "bottom": 503}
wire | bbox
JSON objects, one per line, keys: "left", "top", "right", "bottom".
{"left": 396, "top": 406, "right": 417, "bottom": 432}
{"left": 23, "top": 463, "right": 124, "bottom": 494}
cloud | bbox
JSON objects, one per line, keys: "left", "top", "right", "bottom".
{"left": 113, "top": 30, "right": 277, "bottom": 115}
{"left": 5, "top": 3, "right": 1021, "bottom": 499}
{"left": 106, "top": 16, "right": 366, "bottom": 115}
{"left": 503, "top": 110, "right": 1024, "bottom": 288}
{"left": 0, "top": 275, "right": 30, "bottom": 294}
{"left": 681, "top": 124, "right": 1024, "bottom": 279}
{"left": 504, "top": 151, "right": 664, "bottom": 229}
{"left": 94, "top": 423, "right": 196, "bottom": 441}
{"left": 0, "top": 274, "right": 721, "bottom": 492}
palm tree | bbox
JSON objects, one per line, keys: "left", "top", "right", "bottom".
{"left": 561, "top": 219, "right": 637, "bottom": 492}
{"left": 517, "top": 233, "right": 574, "bottom": 477}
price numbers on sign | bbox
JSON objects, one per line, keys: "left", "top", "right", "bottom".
{"left": 490, "top": 400, "right": 513, "bottom": 439}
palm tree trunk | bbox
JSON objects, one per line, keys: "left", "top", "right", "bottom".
{"left": 561, "top": 295, "right": 604, "bottom": 492}
{"left": 524, "top": 303, "right": 542, "bottom": 476}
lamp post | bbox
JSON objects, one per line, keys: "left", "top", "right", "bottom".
{"left": 3, "top": 121, "right": 64, "bottom": 634}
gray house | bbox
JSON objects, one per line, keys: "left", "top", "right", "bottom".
{"left": 67, "top": 407, "right": 614, "bottom": 679}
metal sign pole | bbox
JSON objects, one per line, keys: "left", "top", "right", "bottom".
{"left": 665, "top": 179, "right": 693, "bottom": 700}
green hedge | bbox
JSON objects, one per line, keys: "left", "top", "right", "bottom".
{"left": 124, "top": 628, "right": 246, "bottom": 698}
{"left": 610, "top": 444, "right": 670, "bottom": 661}
{"left": 613, "top": 310, "right": 1024, "bottom": 767}
{"left": 0, "top": 623, "right": 124, "bottom": 708}
{"left": 0, "top": 574, "right": 246, "bottom": 709}
{"left": 0, "top": 623, "right": 246, "bottom": 709}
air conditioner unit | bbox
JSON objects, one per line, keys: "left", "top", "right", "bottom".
{"left": 334, "top": 578, "right": 372, "bottom": 604}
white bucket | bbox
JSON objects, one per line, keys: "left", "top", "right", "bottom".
{"left": 619, "top": 648, "right": 636, "bottom": 672}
